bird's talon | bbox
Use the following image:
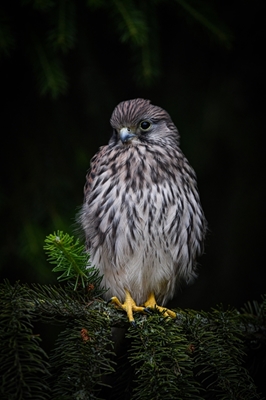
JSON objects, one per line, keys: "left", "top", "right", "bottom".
{"left": 130, "top": 320, "right": 137, "bottom": 328}
{"left": 144, "top": 307, "right": 153, "bottom": 315}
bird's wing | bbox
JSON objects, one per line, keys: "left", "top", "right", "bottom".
{"left": 83, "top": 145, "right": 108, "bottom": 201}
{"left": 82, "top": 145, "right": 109, "bottom": 250}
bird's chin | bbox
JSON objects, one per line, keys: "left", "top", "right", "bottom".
{"left": 120, "top": 138, "right": 138, "bottom": 146}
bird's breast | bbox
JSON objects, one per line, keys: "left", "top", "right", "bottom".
{"left": 82, "top": 143, "right": 205, "bottom": 304}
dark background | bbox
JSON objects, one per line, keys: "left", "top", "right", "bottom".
{"left": 1, "top": 0, "right": 265, "bottom": 311}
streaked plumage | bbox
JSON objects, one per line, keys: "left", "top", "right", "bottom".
{"left": 80, "top": 98, "right": 206, "bottom": 317}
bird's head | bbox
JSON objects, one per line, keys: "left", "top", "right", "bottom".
{"left": 109, "top": 98, "right": 179, "bottom": 145}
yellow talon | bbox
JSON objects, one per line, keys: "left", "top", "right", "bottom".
{"left": 144, "top": 293, "right": 176, "bottom": 319}
{"left": 110, "top": 290, "right": 146, "bottom": 323}
{"left": 109, "top": 290, "right": 176, "bottom": 322}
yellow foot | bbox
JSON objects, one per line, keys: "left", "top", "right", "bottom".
{"left": 144, "top": 293, "right": 176, "bottom": 319}
{"left": 108, "top": 290, "right": 146, "bottom": 324}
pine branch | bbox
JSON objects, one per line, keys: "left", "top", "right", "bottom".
{"left": 112, "top": 0, "right": 148, "bottom": 46}
{"left": 44, "top": 230, "right": 103, "bottom": 292}
{"left": 111, "top": 0, "right": 158, "bottom": 84}
{"left": 182, "top": 307, "right": 261, "bottom": 399}
{"left": 30, "top": 35, "right": 68, "bottom": 97}
{"left": 1, "top": 0, "right": 232, "bottom": 96}
{"left": 174, "top": 0, "right": 232, "bottom": 47}
{"left": 49, "top": 316, "right": 116, "bottom": 399}
{"left": 0, "top": 281, "right": 50, "bottom": 400}
{"left": 127, "top": 314, "right": 202, "bottom": 400}
{"left": 26, "top": 282, "right": 117, "bottom": 324}
{"left": 1, "top": 231, "right": 265, "bottom": 398}
{"left": 47, "top": 0, "right": 76, "bottom": 53}
{"left": 0, "top": 279, "right": 265, "bottom": 399}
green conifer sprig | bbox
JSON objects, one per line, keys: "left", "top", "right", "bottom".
{"left": 112, "top": 0, "right": 157, "bottom": 83}
{"left": 174, "top": 0, "right": 232, "bottom": 48}
{"left": 240, "top": 295, "right": 266, "bottom": 376}
{"left": 180, "top": 307, "right": 261, "bottom": 399}
{"left": 113, "top": 0, "right": 148, "bottom": 46}
{"left": 30, "top": 36, "right": 68, "bottom": 97}
{"left": 241, "top": 295, "right": 266, "bottom": 322}
{"left": 1, "top": 0, "right": 233, "bottom": 97}
{"left": 26, "top": 282, "right": 110, "bottom": 324}
{"left": 49, "top": 315, "right": 116, "bottom": 399}
{"left": 44, "top": 230, "right": 95, "bottom": 290}
{"left": 47, "top": 0, "right": 76, "bottom": 53}
{"left": 0, "top": 281, "right": 50, "bottom": 400}
{"left": 127, "top": 314, "right": 202, "bottom": 400}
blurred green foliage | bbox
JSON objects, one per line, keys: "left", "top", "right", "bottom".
{"left": 0, "top": 0, "right": 231, "bottom": 97}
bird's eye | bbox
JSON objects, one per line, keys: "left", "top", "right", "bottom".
{"left": 140, "top": 121, "right": 151, "bottom": 131}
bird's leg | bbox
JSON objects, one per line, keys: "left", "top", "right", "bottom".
{"left": 144, "top": 292, "right": 176, "bottom": 319}
{"left": 109, "top": 290, "right": 146, "bottom": 324}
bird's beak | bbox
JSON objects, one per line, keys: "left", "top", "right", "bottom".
{"left": 119, "top": 127, "right": 137, "bottom": 144}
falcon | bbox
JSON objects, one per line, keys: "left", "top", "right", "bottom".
{"left": 80, "top": 98, "right": 207, "bottom": 323}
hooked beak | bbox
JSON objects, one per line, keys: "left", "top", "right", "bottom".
{"left": 119, "top": 127, "right": 137, "bottom": 144}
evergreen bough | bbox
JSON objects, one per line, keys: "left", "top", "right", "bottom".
{"left": 0, "top": 231, "right": 265, "bottom": 399}
{"left": 0, "top": 0, "right": 232, "bottom": 98}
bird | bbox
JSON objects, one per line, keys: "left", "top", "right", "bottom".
{"left": 79, "top": 98, "right": 207, "bottom": 323}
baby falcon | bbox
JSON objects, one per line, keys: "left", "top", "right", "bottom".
{"left": 80, "top": 98, "right": 207, "bottom": 323}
